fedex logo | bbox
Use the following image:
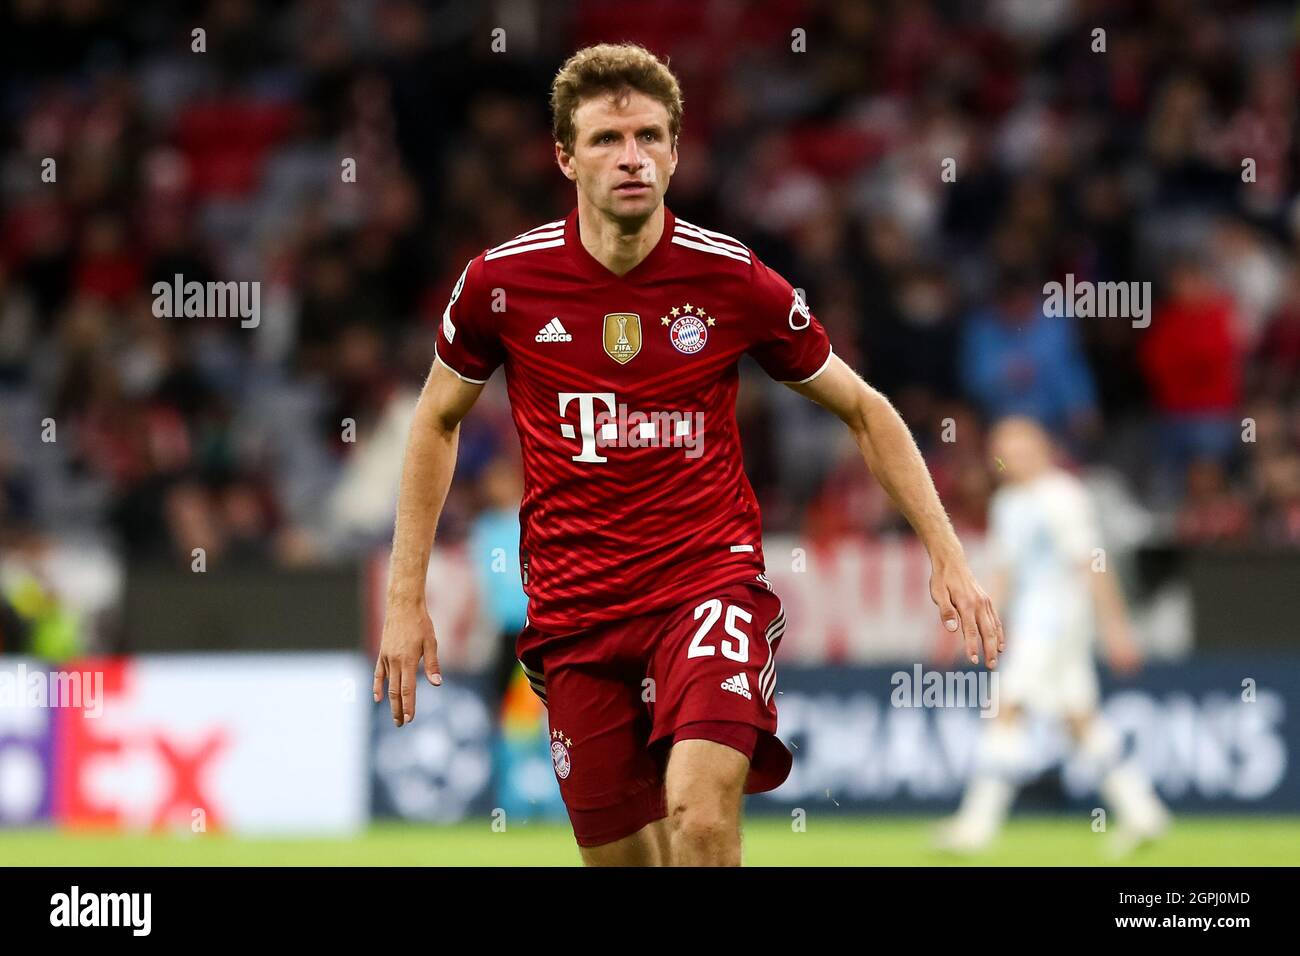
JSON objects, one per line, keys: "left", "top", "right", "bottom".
{"left": 0, "top": 659, "right": 225, "bottom": 830}
{"left": 558, "top": 392, "right": 705, "bottom": 462}
{"left": 53, "top": 659, "right": 228, "bottom": 831}
{"left": 0, "top": 656, "right": 367, "bottom": 835}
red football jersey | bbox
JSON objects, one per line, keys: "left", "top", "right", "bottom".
{"left": 436, "top": 206, "right": 833, "bottom": 633}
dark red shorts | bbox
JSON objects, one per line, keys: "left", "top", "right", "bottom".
{"left": 516, "top": 575, "right": 793, "bottom": 848}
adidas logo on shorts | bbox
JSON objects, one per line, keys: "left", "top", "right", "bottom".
{"left": 720, "top": 673, "right": 752, "bottom": 700}
{"left": 535, "top": 317, "right": 572, "bottom": 342}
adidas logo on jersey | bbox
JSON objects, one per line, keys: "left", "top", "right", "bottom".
{"left": 721, "top": 673, "right": 752, "bottom": 700}
{"left": 536, "top": 318, "right": 572, "bottom": 342}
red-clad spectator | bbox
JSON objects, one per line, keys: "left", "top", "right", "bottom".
{"left": 173, "top": 97, "right": 298, "bottom": 200}
{"left": 1139, "top": 259, "right": 1244, "bottom": 499}
{"left": 1141, "top": 261, "right": 1242, "bottom": 415}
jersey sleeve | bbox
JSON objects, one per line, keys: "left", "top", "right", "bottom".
{"left": 435, "top": 255, "right": 503, "bottom": 383}
{"left": 745, "top": 257, "right": 834, "bottom": 384}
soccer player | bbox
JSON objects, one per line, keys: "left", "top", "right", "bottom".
{"left": 936, "top": 416, "right": 1169, "bottom": 855}
{"left": 374, "top": 43, "right": 1002, "bottom": 866}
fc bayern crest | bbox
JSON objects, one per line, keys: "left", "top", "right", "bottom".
{"left": 551, "top": 739, "right": 571, "bottom": 779}
{"left": 670, "top": 314, "right": 708, "bottom": 354}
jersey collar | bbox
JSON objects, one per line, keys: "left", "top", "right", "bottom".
{"left": 565, "top": 205, "right": 675, "bottom": 285}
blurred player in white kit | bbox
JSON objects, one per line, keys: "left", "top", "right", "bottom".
{"left": 936, "top": 416, "right": 1169, "bottom": 855}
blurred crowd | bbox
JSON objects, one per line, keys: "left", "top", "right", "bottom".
{"left": 1, "top": 0, "right": 1299, "bottom": 650}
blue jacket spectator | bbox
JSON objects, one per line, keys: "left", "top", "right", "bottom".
{"left": 961, "top": 283, "right": 1098, "bottom": 435}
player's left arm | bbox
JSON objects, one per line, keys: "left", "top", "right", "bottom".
{"left": 787, "top": 355, "right": 1005, "bottom": 668}
{"left": 1086, "top": 562, "right": 1141, "bottom": 674}
{"left": 1061, "top": 492, "right": 1141, "bottom": 675}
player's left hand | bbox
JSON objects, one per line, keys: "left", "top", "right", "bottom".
{"left": 929, "top": 558, "right": 1004, "bottom": 669}
{"left": 1105, "top": 628, "right": 1142, "bottom": 676}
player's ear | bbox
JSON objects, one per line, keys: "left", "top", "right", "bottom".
{"left": 669, "top": 136, "right": 678, "bottom": 175}
{"left": 555, "top": 142, "right": 578, "bottom": 182}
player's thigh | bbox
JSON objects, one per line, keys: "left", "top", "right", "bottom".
{"left": 540, "top": 658, "right": 666, "bottom": 850}
{"left": 578, "top": 817, "right": 669, "bottom": 867}
{"left": 664, "top": 738, "right": 749, "bottom": 822}
{"left": 1056, "top": 648, "right": 1100, "bottom": 718}
{"left": 997, "top": 635, "right": 1053, "bottom": 711}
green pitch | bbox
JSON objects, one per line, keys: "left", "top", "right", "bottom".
{"left": 2, "top": 817, "right": 1297, "bottom": 865}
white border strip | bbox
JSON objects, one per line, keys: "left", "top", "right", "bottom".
{"left": 759, "top": 610, "right": 785, "bottom": 703}
{"left": 781, "top": 347, "right": 833, "bottom": 385}
{"left": 434, "top": 350, "right": 489, "bottom": 384}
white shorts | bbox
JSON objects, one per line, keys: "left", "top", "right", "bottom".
{"left": 997, "top": 629, "right": 1098, "bottom": 718}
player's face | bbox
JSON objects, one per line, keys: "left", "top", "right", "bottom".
{"left": 989, "top": 419, "right": 1050, "bottom": 484}
{"left": 557, "top": 90, "right": 677, "bottom": 223}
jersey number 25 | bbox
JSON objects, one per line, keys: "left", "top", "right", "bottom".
{"left": 687, "top": 599, "right": 751, "bottom": 663}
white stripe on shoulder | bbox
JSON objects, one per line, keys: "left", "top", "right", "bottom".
{"left": 674, "top": 225, "right": 750, "bottom": 258}
{"left": 671, "top": 234, "right": 751, "bottom": 264}
{"left": 485, "top": 237, "right": 565, "bottom": 261}
{"left": 488, "top": 227, "right": 564, "bottom": 255}
{"left": 674, "top": 218, "right": 750, "bottom": 252}
{"left": 484, "top": 219, "right": 566, "bottom": 258}
{"left": 509, "top": 218, "right": 565, "bottom": 242}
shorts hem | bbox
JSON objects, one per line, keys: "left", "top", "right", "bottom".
{"left": 667, "top": 719, "right": 761, "bottom": 760}
{"left": 651, "top": 719, "right": 792, "bottom": 796}
{"left": 569, "top": 781, "right": 667, "bottom": 849}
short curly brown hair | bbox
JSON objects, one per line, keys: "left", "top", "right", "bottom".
{"left": 550, "top": 43, "right": 683, "bottom": 154}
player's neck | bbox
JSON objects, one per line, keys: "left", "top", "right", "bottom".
{"left": 575, "top": 197, "right": 664, "bottom": 278}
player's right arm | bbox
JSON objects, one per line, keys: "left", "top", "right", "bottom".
{"left": 375, "top": 362, "right": 485, "bottom": 726}
{"left": 375, "top": 257, "right": 502, "bottom": 727}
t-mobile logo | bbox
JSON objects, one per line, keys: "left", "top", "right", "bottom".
{"left": 558, "top": 392, "right": 704, "bottom": 462}
{"left": 558, "top": 392, "right": 617, "bottom": 462}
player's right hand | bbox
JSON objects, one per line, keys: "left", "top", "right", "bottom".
{"left": 374, "top": 604, "right": 442, "bottom": 727}
{"left": 929, "top": 558, "right": 1004, "bottom": 669}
